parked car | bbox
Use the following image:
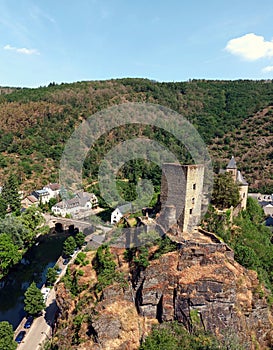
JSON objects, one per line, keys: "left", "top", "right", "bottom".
{"left": 24, "top": 315, "right": 34, "bottom": 329}
{"left": 15, "top": 330, "right": 26, "bottom": 343}
{"left": 56, "top": 268, "right": 62, "bottom": 275}
{"left": 63, "top": 258, "right": 69, "bottom": 265}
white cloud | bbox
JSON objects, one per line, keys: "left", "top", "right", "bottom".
{"left": 262, "top": 65, "right": 273, "bottom": 73}
{"left": 3, "top": 44, "right": 40, "bottom": 55}
{"left": 225, "top": 33, "right": 273, "bottom": 61}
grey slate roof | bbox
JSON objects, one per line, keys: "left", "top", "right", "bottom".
{"left": 227, "top": 156, "right": 237, "bottom": 169}
{"left": 237, "top": 170, "right": 248, "bottom": 186}
{"left": 54, "top": 191, "right": 95, "bottom": 209}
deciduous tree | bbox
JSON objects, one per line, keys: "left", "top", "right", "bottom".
{"left": 0, "top": 233, "right": 21, "bottom": 278}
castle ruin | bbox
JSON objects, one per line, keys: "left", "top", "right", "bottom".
{"left": 160, "top": 163, "right": 204, "bottom": 233}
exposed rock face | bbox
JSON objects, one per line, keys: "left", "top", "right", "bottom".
{"left": 134, "top": 242, "right": 273, "bottom": 349}
{"left": 54, "top": 241, "right": 273, "bottom": 349}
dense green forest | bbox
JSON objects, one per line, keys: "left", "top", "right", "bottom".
{"left": 0, "top": 78, "right": 272, "bottom": 193}
{"left": 203, "top": 180, "right": 273, "bottom": 293}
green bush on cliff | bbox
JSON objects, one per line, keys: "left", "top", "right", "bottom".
{"left": 152, "top": 235, "right": 177, "bottom": 259}
{"left": 203, "top": 196, "right": 273, "bottom": 291}
{"left": 93, "top": 244, "right": 118, "bottom": 292}
{"left": 139, "top": 321, "right": 240, "bottom": 350}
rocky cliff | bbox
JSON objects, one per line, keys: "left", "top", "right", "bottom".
{"left": 53, "top": 233, "right": 273, "bottom": 349}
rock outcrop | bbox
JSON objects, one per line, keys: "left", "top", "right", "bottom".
{"left": 134, "top": 241, "right": 273, "bottom": 348}
{"left": 53, "top": 237, "right": 273, "bottom": 349}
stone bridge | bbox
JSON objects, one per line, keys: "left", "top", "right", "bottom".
{"left": 43, "top": 214, "right": 113, "bottom": 237}
{"left": 43, "top": 214, "right": 95, "bottom": 234}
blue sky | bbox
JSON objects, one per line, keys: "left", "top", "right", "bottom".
{"left": 1, "top": 0, "right": 273, "bottom": 87}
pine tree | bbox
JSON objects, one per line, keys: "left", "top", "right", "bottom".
{"left": 0, "top": 321, "right": 17, "bottom": 350}
{"left": 1, "top": 174, "right": 21, "bottom": 213}
{"left": 63, "top": 236, "right": 76, "bottom": 257}
{"left": 46, "top": 267, "right": 57, "bottom": 286}
{"left": 0, "top": 196, "right": 7, "bottom": 219}
{"left": 211, "top": 173, "right": 240, "bottom": 210}
{"left": 75, "top": 231, "right": 85, "bottom": 248}
{"left": 24, "top": 281, "right": 45, "bottom": 316}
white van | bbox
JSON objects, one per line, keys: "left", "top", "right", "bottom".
{"left": 41, "top": 287, "right": 50, "bottom": 302}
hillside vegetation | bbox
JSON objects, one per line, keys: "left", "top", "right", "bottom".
{"left": 0, "top": 78, "right": 272, "bottom": 192}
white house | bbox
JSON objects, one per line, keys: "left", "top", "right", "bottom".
{"left": 111, "top": 203, "right": 132, "bottom": 225}
{"left": 51, "top": 191, "right": 98, "bottom": 217}
{"left": 43, "top": 183, "right": 60, "bottom": 200}
{"left": 32, "top": 189, "right": 51, "bottom": 204}
{"left": 32, "top": 183, "right": 60, "bottom": 204}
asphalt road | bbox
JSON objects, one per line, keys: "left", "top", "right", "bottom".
{"left": 16, "top": 287, "right": 58, "bottom": 350}
{"left": 14, "top": 228, "right": 107, "bottom": 349}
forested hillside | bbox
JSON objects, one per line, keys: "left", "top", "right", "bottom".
{"left": 0, "top": 78, "right": 272, "bottom": 192}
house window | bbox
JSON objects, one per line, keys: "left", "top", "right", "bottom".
{"left": 189, "top": 209, "right": 193, "bottom": 215}
{"left": 193, "top": 184, "right": 196, "bottom": 190}
{"left": 192, "top": 198, "right": 195, "bottom": 204}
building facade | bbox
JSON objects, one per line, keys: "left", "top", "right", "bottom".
{"left": 52, "top": 191, "right": 98, "bottom": 217}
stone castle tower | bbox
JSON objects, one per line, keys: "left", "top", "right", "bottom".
{"left": 225, "top": 156, "right": 248, "bottom": 210}
{"left": 160, "top": 163, "right": 204, "bottom": 233}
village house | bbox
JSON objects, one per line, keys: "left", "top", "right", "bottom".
{"left": 248, "top": 193, "right": 273, "bottom": 207}
{"left": 43, "top": 183, "right": 60, "bottom": 199}
{"left": 111, "top": 203, "right": 132, "bottom": 225}
{"left": 21, "top": 195, "right": 39, "bottom": 209}
{"left": 51, "top": 191, "right": 98, "bottom": 217}
{"left": 32, "top": 183, "right": 60, "bottom": 204}
{"left": 32, "top": 189, "right": 51, "bottom": 204}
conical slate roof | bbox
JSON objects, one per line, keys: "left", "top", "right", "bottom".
{"left": 237, "top": 170, "right": 248, "bottom": 186}
{"left": 227, "top": 156, "right": 237, "bottom": 169}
